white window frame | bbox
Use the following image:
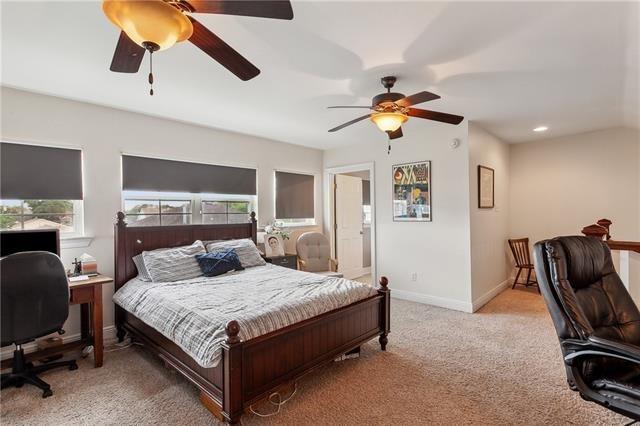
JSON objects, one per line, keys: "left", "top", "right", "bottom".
{"left": 0, "top": 199, "right": 84, "bottom": 237}
{"left": 121, "top": 191, "right": 256, "bottom": 225}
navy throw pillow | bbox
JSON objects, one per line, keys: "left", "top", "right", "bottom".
{"left": 196, "top": 249, "right": 244, "bottom": 277}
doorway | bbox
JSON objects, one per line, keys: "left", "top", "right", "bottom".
{"left": 325, "top": 163, "right": 376, "bottom": 285}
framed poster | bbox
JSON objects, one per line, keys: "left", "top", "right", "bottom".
{"left": 478, "top": 165, "right": 495, "bottom": 208}
{"left": 392, "top": 161, "right": 431, "bottom": 222}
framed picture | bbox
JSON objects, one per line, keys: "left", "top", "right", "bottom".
{"left": 264, "top": 233, "right": 285, "bottom": 257}
{"left": 392, "top": 161, "right": 431, "bottom": 222}
{"left": 478, "top": 165, "right": 495, "bottom": 209}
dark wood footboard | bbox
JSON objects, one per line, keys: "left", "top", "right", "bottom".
{"left": 114, "top": 212, "right": 390, "bottom": 423}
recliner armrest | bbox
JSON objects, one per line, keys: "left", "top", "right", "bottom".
{"left": 563, "top": 337, "right": 640, "bottom": 366}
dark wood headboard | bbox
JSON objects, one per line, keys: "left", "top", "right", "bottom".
{"left": 114, "top": 211, "right": 257, "bottom": 292}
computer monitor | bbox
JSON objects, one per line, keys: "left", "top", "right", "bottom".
{"left": 0, "top": 229, "right": 60, "bottom": 257}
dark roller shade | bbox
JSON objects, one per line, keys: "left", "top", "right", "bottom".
{"left": 275, "top": 171, "right": 314, "bottom": 219}
{"left": 362, "top": 180, "right": 370, "bottom": 206}
{"left": 122, "top": 155, "right": 256, "bottom": 195}
{"left": 1, "top": 143, "right": 83, "bottom": 200}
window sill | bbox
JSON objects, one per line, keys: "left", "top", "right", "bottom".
{"left": 60, "top": 236, "right": 93, "bottom": 249}
{"left": 278, "top": 223, "right": 317, "bottom": 229}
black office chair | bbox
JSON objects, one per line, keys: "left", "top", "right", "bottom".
{"left": 533, "top": 236, "right": 640, "bottom": 420}
{"left": 1, "top": 251, "right": 78, "bottom": 398}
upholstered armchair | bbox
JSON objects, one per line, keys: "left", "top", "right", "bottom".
{"left": 296, "top": 232, "right": 343, "bottom": 278}
{"left": 533, "top": 236, "right": 640, "bottom": 420}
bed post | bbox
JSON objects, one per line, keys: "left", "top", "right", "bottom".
{"left": 377, "top": 276, "right": 390, "bottom": 351}
{"left": 249, "top": 211, "right": 257, "bottom": 244}
{"left": 114, "top": 212, "right": 127, "bottom": 342}
{"left": 221, "top": 320, "right": 243, "bottom": 424}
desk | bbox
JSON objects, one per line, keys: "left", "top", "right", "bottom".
{"left": 0, "top": 274, "right": 112, "bottom": 370}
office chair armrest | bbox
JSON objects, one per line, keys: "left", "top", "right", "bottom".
{"left": 563, "top": 337, "right": 640, "bottom": 366}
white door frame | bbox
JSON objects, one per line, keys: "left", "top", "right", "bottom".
{"left": 324, "top": 162, "right": 377, "bottom": 285}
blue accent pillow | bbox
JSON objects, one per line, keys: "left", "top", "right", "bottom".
{"left": 196, "top": 249, "right": 244, "bottom": 277}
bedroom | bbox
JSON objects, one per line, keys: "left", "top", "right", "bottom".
{"left": 1, "top": 0, "right": 639, "bottom": 424}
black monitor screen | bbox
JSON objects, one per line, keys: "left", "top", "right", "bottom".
{"left": 0, "top": 229, "right": 60, "bottom": 257}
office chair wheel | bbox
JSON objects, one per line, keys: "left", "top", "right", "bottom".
{"left": 42, "top": 388, "right": 53, "bottom": 398}
{"left": 69, "top": 361, "right": 78, "bottom": 371}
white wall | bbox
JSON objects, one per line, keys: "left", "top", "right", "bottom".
{"left": 468, "top": 123, "right": 511, "bottom": 310}
{"left": 509, "top": 127, "right": 640, "bottom": 300}
{"left": 323, "top": 122, "right": 474, "bottom": 312}
{"left": 0, "top": 87, "right": 324, "bottom": 338}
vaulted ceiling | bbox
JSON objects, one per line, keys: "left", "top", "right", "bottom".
{"left": 1, "top": 1, "right": 638, "bottom": 148}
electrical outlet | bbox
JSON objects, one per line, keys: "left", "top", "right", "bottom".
{"left": 411, "top": 272, "right": 418, "bottom": 282}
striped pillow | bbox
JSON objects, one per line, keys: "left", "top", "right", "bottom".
{"left": 205, "top": 239, "right": 266, "bottom": 269}
{"left": 142, "top": 240, "right": 206, "bottom": 282}
{"left": 132, "top": 254, "right": 152, "bottom": 281}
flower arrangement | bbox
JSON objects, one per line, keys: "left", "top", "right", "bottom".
{"left": 264, "top": 220, "right": 290, "bottom": 240}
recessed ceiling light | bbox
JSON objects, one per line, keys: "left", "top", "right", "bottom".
{"left": 533, "top": 126, "right": 548, "bottom": 132}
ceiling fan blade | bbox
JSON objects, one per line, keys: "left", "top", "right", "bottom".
{"left": 327, "top": 106, "right": 374, "bottom": 109}
{"left": 407, "top": 108, "right": 464, "bottom": 125}
{"left": 387, "top": 127, "right": 403, "bottom": 140}
{"left": 188, "top": 17, "right": 260, "bottom": 81}
{"left": 395, "top": 91, "right": 440, "bottom": 108}
{"left": 187, "top": 0, "right": 293, "bottom": 19}
{"left": 109, "top": 31, "right": 145, "bottom": 73}
{"left": 328, "top": 114, "right": 371, "bottom": 132}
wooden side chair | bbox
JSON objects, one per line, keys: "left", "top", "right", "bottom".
{"left": 508, "top": 238, "right": 539, "bottom": 293}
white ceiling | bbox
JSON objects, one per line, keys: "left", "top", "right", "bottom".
{"left": 1, "top": 1, "right": 638, "bottom": 149}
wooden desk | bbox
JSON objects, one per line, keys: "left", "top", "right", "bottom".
{"left": 0, "top": 274, "right": 112, "bottom": 370}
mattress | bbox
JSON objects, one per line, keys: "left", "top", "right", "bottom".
{"left": 113, "top": 264, "right": 377, "bottom": 368}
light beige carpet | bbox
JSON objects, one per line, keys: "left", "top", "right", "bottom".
{"left": 1, "top": 289, "right": 629, "bottom": 425}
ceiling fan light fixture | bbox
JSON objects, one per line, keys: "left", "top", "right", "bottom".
{"left": 103, "top": 0, "right": 193, "bottom": 51}
{"left": 371, "top": 112, "right": 408, "bottom": 133}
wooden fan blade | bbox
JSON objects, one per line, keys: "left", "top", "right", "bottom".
{"left": 395, "top": 91, "right": 440, "bottom": 107}
{"left": 110, "top": 31, "right": 145, "bottom": 73}
{"left": 188, "top": 17, "right": 260, "bottom": 81}
{"left": 387, "top": 127, "right": 403, "bottom": 140}
{"left": 327, "top": 106, "right": 374, "bottom": 109}
{"left": 328, "top": 114, "right": 371, "bottom": 132}
{"left": 407, "top": 108, "right": 464, "bottom": 125}
{"left": 187, "top": 0, "right": 293, "bottom": 19}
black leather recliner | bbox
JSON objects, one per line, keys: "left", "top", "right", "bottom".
{"left": 1, "top": 251, "right": 78, "bottom": 398}
{"left": 533, "top": 236, "right": 640, "bottom": 420}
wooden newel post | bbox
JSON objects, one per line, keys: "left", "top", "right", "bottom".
{"left": 222, "top": 320, "right": 243, "bottom": 424}
{"left": 597, "top": 218, "right": 612, "bottom": 240}
{"left": 581, "top": 224, "right": 608, "bottom": 241}
{"left": 377, "top": 276, "right": 390, "bottom": 351}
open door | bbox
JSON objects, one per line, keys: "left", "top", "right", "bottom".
{"left": 335, "top": 174, "right": 363, "bottom": 279}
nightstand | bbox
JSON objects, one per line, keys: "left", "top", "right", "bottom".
{"left": 268, "top": 254, "right": 298, "bottom": 270}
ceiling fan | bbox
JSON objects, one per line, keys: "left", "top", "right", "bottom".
{"left": 102, "top": 0, "right": 293, "bottom": 95}
{"left": 328, "top": 76, "right": 464, "bottom": 152}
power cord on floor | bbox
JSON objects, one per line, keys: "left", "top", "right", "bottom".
{"left": 248, "top": 382, "right": 298, "bottom": 418}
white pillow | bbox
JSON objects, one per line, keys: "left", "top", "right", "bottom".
{"left": 205, "top": 239, "right": 266, "bottom": 269}
{"left": 142, "top": 240, "right": 206, "bottom": 282}
{"left": 132, "top": 254, "right": 152, "bottom": 281}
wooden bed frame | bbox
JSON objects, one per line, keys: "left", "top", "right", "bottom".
{"left": 114, "top": 212, "right": 390, "bottom": 424}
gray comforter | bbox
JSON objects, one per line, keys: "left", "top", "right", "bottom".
{"left": 113, "top": 264, "right": 377, "bottom": 368}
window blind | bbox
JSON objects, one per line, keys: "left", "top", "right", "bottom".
{"left": 275, "top": 171, "right": 314, "bottom": 219}
{"left": 0, "top": 142, "right": 83, "bottom": 200}
{"left": 122, "top": 155, "right": 257, "bottom": 195}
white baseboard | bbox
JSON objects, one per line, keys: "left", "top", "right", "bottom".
{"left": 471, "top": 279, "right": 511, "bottom": 312}
{"left": 391, "top": 289, "right": 473, "bottom": 313}
{"left": 1, "top": 325, "right": 117, "bottom": 361}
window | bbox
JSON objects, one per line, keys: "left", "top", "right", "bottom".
{"left": 275, "top": 171, "right": 315, "bottom": 226}
{"left": 202, "top": 201, "right": 250, "bottom": 224}
{"left": 0, "top": 199, "right": 83, "bottom": 235}
{"left": 122, "top": 191, "right": 255, "bottom": 226}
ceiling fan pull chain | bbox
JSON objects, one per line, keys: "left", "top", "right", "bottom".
{"left": 148, "top": 51, "right": 154, "bottom": 96}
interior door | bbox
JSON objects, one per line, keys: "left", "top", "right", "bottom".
{"left": 335, "top": 174, "right": 363, "bottom": 279}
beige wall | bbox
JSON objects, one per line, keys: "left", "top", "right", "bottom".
{"left": 468, "top": 123, "right": 511, "bottom": 309}
{"left": 0, "top": 87, "right": 324, "bottom": 340}
{"left": 324, "top": 122, "right": 474, "bottom": 312}
{"left": 509, "top": 127, "right": 640, "bottom": 299}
